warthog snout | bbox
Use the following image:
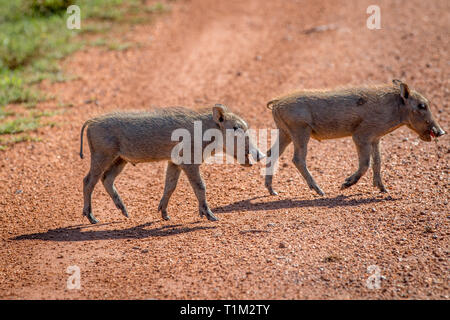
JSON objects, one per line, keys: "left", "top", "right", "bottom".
{"left": 430, "top": 125, "right": 445, "bottom": 138}
{"left": 395, "top": 80, "right": 446, "bottom": 142}
{"left": 421, "top": 123, "right": 446, "bottom": 141}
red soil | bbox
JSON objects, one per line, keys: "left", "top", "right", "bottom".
{"left": 0, "top": 0, "right": 448, "bottom": 299}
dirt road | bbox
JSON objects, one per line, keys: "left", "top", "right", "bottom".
{"left": 0, "top": 0, "right": 448, "bottom": 299}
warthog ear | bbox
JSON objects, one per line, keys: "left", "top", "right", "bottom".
{"left": 399, "top": 83, "right": 410, "bottom": 102}
{"left": 393, "top": 80, "right": 410, "bottom": 104}
{"left": 213, "top": 104, "right": 227, "bottom": 125}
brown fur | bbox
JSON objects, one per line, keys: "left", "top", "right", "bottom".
{"left": 265, "top": 80, "right": 445, "bottom": 196}
{"left": 80, "top": 105, "right": 263, "bottom": 224}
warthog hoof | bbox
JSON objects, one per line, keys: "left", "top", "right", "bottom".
{"left": 267, "top": 186, "right": 278, "bottom": 196}
{"left": 314, "top": 187, "right": 325, "bottom": 196}
{"left": 341, "top": 175, "right": 360, "bottom": 190}
{"left": 373, "top": 182, "right": 387, "bottom": 193}
{"left": 340, "top": 183, "right": 351, "bottom": 190}
{"left": 162, "top": 214, "right": 170, "bottom": 221}
{"left": 85, "top": 212, "right": 99, "bottom": 224}
{"left": 117, "top": 204, "right": 129, "bottom": 218}
{"left": 200, "top": 206, "right": 219, "bottom": 222}
{"left": 341, "top": 177, "right": 356, "bottom": 190}
{"left": 206, "top": 213, "right": 219, "bottom": 222}
{"left": 158, "top": 205, "right": 170, "bottom": 221}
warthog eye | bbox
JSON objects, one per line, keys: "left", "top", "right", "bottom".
{"left": 418, "top": 103, "right": 427, "bottom": 110}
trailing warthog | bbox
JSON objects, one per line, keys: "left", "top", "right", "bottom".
{"left": 265, "top": 80, "right": 446, "bottom": 196}
{"left": 80, "top": 104, "right": 264, "bottom": 224}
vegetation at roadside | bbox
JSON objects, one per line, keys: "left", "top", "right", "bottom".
{"left": 0, "top": 0, "right": 170, "bottom": 150}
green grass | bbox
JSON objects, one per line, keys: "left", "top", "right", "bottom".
{"left": 0, "top": 0, "right": 80, "bottom": 109}
{"left": 0, "top": 134, "right": 42, "bottom": 150}
{"left": 0, "top": 0, "right": 170, "bottom": 107}
{"left": 0, "top": 73, "right": 44, "bottom": 106}
{"left": 0, "top": 0, "right": 170, "bottom": 149}
{"left": 0, "top": 117, "right": 41, "bottom": 135}
{"left": 0, "top": 107, "right": 62, "bottom": 149}
{"left": 106, "top": 41, "right": 133, "bottom": 51}
{"left": 0, "top": 108, "right": 15, "bottom": 119}
{"left": 146, "top": 2, "right": 170, "bottom": 13}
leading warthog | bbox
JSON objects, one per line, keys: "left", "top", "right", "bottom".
{"left": 80, "top": 104, "right": 264, "bottom": 224}
{"left": 265, "top": 80, "right": 446, "bottom": 196}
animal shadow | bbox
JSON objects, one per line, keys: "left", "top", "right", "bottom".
{"left": 213, "top": 194, "right": 397, "bottom": 213}
{"left": 12, "top": 221, "right": 217, "bottom": 242}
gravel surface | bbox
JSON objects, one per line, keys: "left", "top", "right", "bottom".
{"left": 0, "top": 0, "right": 448, "bottom": 299}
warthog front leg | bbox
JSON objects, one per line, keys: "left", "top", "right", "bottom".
{"left": 341, "top": 135, "right": 371, "bottom": 189}
{"left": 291, "top": 126, "right": 325, "bottom": 196}
{"left": 265, "top": 129, "right": 291, "bottom": 196}
{"left": 158, "top": 161, "right": 181, "bottom": 221}
{"left": 371, "top": 140, "right": 387, "bottom": 192}
{"left": 181, "top": 164, "right": 218, "bottom": 221}
{"left": 102, "top": 158, "right": 128, "bottom": 217}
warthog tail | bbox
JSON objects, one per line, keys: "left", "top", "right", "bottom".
{"left": 79, "top": 120, "right": 93, "bottom": 159}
